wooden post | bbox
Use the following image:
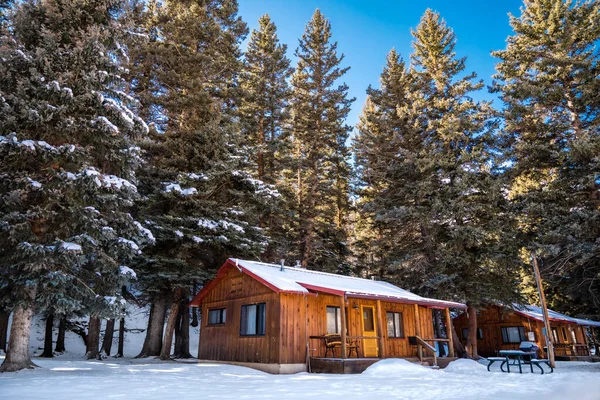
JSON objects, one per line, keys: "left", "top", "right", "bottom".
{"left": 414, "top": 304, "right": 422, "bottom": 361}
{"left": 532, "top": 254, "right": 556, "bottom": 368}
{"left": 340, "top": 296, "right": 347, "bottom": 359}
{"left": 376, "top": 300, "right": 385, "bottom": 359}
{"left": 445, "top": 308, "right": 455, "bottom": 358}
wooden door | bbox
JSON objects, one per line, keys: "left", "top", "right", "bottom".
{"left": 361, "top": 305, "right": 378, "bottom": 357}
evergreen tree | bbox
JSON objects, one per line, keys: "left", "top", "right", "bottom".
{"left": 127, "top": 0, "right": 278, "bottom": 359}
{"left": 239, "top": 14, "right": 293, "bottom": 261}
{"left": 291, "top": 9, "right": 354, "bottom": 272}
{"left": 492, "top": 0, "right": 600, "bottom": 317}
{"left": 355, "top": 10, "right": 522, "bottom": 358}
{"left": 0, "top": 0, "right": 150, "bottom": 371}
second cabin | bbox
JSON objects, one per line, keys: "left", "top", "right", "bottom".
{"left": 190, "top": 258, "right": 466, "bottom": 374}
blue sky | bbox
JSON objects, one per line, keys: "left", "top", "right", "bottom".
{"left": 238, "top": 0, "right": 525, "bottom": 129}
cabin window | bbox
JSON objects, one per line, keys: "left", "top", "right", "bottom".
{"left": 207, "top": 308, "right": 226, "bottom": 325}
{"left": 551, "top": 327, "right": 559, "bottom": 343}
{"left": 562, "top": 327, "right": 569, "bottom": 342}
{"left": 326, "top": 306, "right": 342, "bottom": 334}
{"left": 570, "top": 328, "right": 577, "bottom": 344}
{"left": 462, "top": 328, "right": 483, "bottom": 340}
{"left": 501, "top": 326, "right": 526, "bottom": 343}
{"left": 386, "top": 311, "right": 404, "bottom": 338}
{"left": 240, "top": 303, "right": 266, "bottom": 336}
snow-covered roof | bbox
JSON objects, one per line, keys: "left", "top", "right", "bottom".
{"left": 190, "top": 258, "right": 466, "bottom": 309}
{"left": 512, "top": 304, "right": 600, "bottom": 327}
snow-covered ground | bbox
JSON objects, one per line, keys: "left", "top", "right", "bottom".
{"left": 1, "top": 357, "right": 599, "bottom": 400}
{"left": 2, "top": 307, "right": 599, "bottom": 399}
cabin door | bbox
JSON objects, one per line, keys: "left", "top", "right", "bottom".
{"left": 361, "top": 305, "right": 379, "bottom": 357}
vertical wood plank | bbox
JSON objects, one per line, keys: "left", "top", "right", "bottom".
{"left": 340, "top": 296, "right": 347, "bottom": 359}
{"left": 414, "top": 304, "right": 422, "bottom": 360}
{"left": 445, "top": 307, "right": 455, "bottom": 357}
{"left": 376, "top": 300, "right": 385, "bottom": 358}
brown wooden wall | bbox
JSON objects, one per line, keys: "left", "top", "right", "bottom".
{"left": 198, "top": 267, "right": 281, "bottom": 364}
{"left": 453, "top": 306, "right": 589, "bottom": 357}
{"left": 198, "top": 267, "right": 444, "bottom": 365}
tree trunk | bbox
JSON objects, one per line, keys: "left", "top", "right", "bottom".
{"left": 160, "top": 287, "right": 183, "bottom": 360}
{"left": 40, "top": 314, "right": 54, "bottom": 357}
{"left": 0, "top": 311, "right": 10, "bottom": 352}
{"left": 54, "top": 317, "right": 66, "bottom": 353}
{"left": 101, "top": 319, "right": 115, "bottom": 357}
{"left": 173, "top": 298, "right": 192, "bottom": 359}
{"left": 0, "top": 286, "right": 38, "bottom": 372}
{"left": 433, "top": 309, "right": 446, "bottom": 357}
{"left": 85, "top": 316, "right": 101, "bottom": 360}
{"left": 116, "top": 317, "right": 125, "bottom": 358}
{"left": 136, "top": 292, "right": 168, "bottom": 358}
{"left": 465, "top": 304, "right": 478, "bottom": 359}
{"left": 450, "top": 319, "right": 466, "bottom": 358}
{"left": 190, "top": 307, "right": 198, "bottom": 328}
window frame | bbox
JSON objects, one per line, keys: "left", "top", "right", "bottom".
{"left": 462, "top": 328, "right": 483, "bottom": 340}
{"left": 207, "top": 307, "right": 227, "bottom": 326}
{"left": 326, "top": 306, "right": 342, "bottom": 334}
{"left": 386, "top": 311, "right": 405, "bottom": 338}
{"left": 501, "top": 326, "right": 526, "bottom": 344}
{"left": 240, "top": 302, "right": 266, "bottom": 337}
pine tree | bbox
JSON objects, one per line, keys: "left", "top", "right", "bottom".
{"left": 291, "top": 9, "right": 354, "bottom": 272}
{"left": 239, "top": 14, "right": 293, "bottom": 261}
{"left": 355, "top": 10, "right": 522, "bottom": 358}
{"left": 492, "top": 0, "right": 600, "bottom": 316}
{"left": 353, "top": 49, "right": 414, "bottom": 277}
{"left": 127, "top": 0, "right": 278, "bottom": 359}
{"left": 0, "top": 0, "right": 150, "bottom": 371}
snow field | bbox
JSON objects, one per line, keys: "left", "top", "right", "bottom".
{"left": 1, "top": 358, "right": 599, "bottom": 400}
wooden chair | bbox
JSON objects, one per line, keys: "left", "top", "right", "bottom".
{"left": 324, "top": 334, "right": 360, "bottom": 358}
{"left": 324, "top": 334, "right": 342, "bottom": 358}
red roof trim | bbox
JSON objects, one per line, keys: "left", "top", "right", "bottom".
{"left": 348, "top": 293, "right": 467, "bottom": 310}
{"left": 298, "top": 283, "right": 346, "bottom": 297}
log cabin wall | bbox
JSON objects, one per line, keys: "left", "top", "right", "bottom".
{"left": 198, "top": 267, "right": 280, "bottom": 363}
{"left": 454, "top": 306, "right": 590, "bottom": 357}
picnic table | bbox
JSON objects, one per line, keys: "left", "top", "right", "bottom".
{"left": 486, "top": 350, "right": 553, "bottom": 374}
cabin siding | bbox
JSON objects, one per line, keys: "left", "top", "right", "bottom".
{"left": 199, "top": 268, "right": 280, "bottom": 363}
{"left": 453, "top": 306, "right": 591, "bottom": 358}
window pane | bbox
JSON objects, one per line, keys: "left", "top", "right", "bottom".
{"left": 395, "top": 313, "right": 403, "bottom": 338}
{"left": 222, "top": 309, "right": 226, "bottom": 323}
{"left": 257, "top": 303, "right": 266, "bottom": 335}
{"left": 326, "top": 306, "right": 340, "bottom": 334}
{"left": 386, "top": 312, "right": 394, "bottom": 336}
{"left": 246, "top": 304, "right": 257, "bottom": 335}
{"left": 462, "top": 328, "right": 469, "bottom": 340}
{"left": 363, "top": 307, "right": 374, "bottom": 332}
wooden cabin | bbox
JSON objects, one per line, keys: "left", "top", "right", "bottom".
{"left": 189, "top": 258, "right": 466, "bottom": 374}
{"left": 453, "top": 304, "right": 600, "bottom": 360}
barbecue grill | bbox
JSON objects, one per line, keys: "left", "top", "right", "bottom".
{"left": 519, "top": 341, "right": 540, "bottom": 361}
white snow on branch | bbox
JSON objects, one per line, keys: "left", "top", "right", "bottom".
{"left": 198, "top": 219, "right": 219, "bottom": 230}
{"left": 28, "top": 178, "right": 42, "bottom": 188}
{"left": 63, "top": 168, "right": 137, "bottom": 192}
{"left": 174, "top": 230, "right": 184, "bottom": 238}
{"left": 92, "top": 116, "right": 119, "bottom": 134}
{"left": 118, "top": 237, "right": 140, "bottom": 253}
{"left": 192, "top": 236, "right": 204, "bottom": 243}
{"left": 134, "top": 221, "right": 155, "bottom": 243}
{"left": 232, "top": 170, "right": 281, "bottom": 198}
{"left": 60, "top": 242, "right": 82, "bottom": 252}
{"left": 119, "top": 265, "right": 137, "bottom": 279}
{"left": 164, "top": 183, "right": 197, "bottom": 196}
{"left": 221, "top": 220, "right": 245, "bottom": 233}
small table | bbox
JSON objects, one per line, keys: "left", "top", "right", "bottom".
{"left": 492, "top": 350, "right": 553, "bottom": 374}
{"left": 498, "top": 350, "right": 527, "bottom": 373}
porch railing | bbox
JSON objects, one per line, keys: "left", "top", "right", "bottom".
{"left": 414, "top": 336, "right": 451, "bottom": 367}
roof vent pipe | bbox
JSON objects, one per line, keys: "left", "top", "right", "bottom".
{"left": 280, "top": 259, "right": 285, "bottom": 272}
